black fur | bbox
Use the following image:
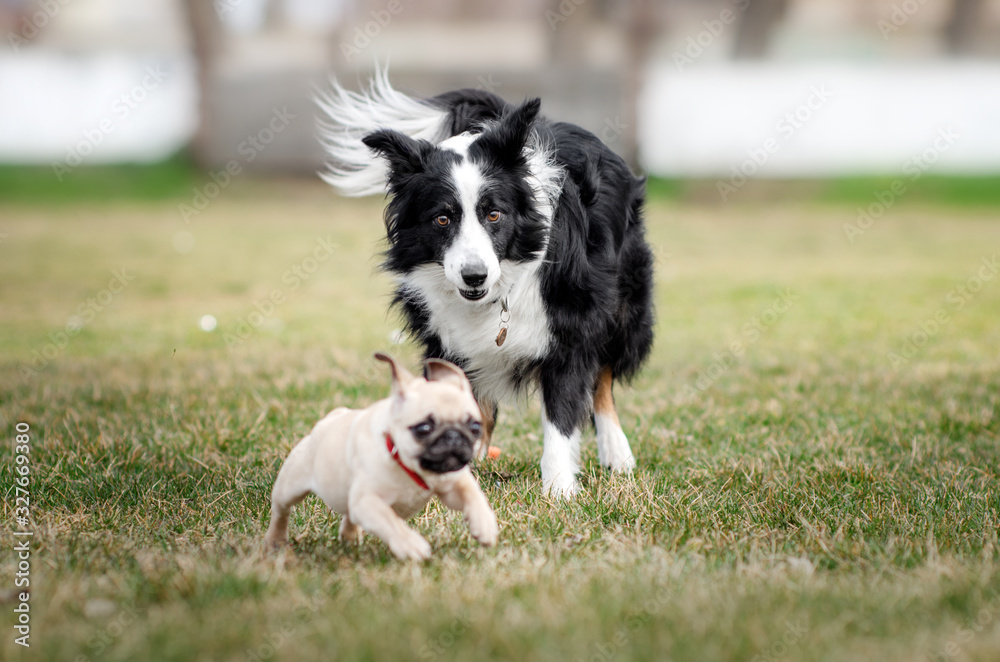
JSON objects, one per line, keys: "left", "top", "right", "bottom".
{"left": 418, "top": 428, "right": 476, "bottom": 474}
{"left": 369, "top": 91, "right": 655, "bottom": 438}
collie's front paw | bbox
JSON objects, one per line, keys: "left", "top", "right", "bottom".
{"left": 596, "top": 417, "right": 636, "bottom": 473}
{"left": 543, "top": 473, "right": 580, "bottom": 499}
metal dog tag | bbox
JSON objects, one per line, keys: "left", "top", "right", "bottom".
{"left": 496, "top": 296, "right": 510, "bottom": 347}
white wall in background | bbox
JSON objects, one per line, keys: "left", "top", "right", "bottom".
{"left": 640, "top": 62, "right": 1000, "bottom": 177}
{"left": 0, "top": 53, "right": 197, "bottom": 165}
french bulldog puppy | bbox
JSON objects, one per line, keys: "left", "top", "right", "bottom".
{"left": 264, "top": 352, "right": 499, "bottom": 560}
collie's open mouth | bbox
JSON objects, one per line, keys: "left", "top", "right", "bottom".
{"left": 459, "top": 288, "right": 488, "bottom": 301}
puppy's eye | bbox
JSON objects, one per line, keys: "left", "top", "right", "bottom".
{"left": 411, "top": 420, "right": 435, "bottom": 438}
{"left": 435, "top": 215, "right": 450, "bottom": 227}
{"left": 486, "top": 210, "right": 501, "bottom": 223}
{"left": 469, "top": 421, "right": 483, "bottom": 437}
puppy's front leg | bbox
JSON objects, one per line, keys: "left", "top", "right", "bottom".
{"left": 438, "top": 473, "right": 498, "bottom": 547}
{"left": 348, "top": 487, "right": 431, "bottom": 561}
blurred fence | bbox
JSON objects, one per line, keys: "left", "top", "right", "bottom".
{"left": 2, "top": 0, "right": 1000, "bottom": 177}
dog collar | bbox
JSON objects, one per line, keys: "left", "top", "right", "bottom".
{"left": 385, "top": 433, "right": 430, "bottom": 491}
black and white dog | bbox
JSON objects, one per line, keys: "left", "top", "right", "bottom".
{"left": 319, "top": 71, "right": 654, "bottom": 497}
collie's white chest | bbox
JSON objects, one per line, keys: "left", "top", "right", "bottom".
{"left": 400, "top": 260, "right": 552, "bottom": 403}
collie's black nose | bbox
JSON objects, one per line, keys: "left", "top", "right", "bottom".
{"left": 461, "top": 266, "right": 487, "bottom": 288}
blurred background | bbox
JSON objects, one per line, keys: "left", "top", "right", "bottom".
{"left": 2, "top": 0, "right": 1000, "bottom": 189}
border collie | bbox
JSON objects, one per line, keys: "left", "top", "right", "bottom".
{"left": 319, "top": 71, "right": 654, "bottom": 497}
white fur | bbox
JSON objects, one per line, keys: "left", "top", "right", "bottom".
{"left": 399, "top": 258, "right": 552, "bottom": 405}
{"left": 523, "top": 136, "right": 564, "bottom": 227}
{"left": 439, "top": 132, "right": 477, "bottom": 156}
{"left": 442, "top": 159, "right": 503, "bottom": 295}
{"left": 318, "top": 71, "right": 596, "bottom": 500}
{"left": 541, "top": 409, "right": 581, "bottom": 498}
{"left": 594, "top": 413, "right": 636, "bottom": 473}
{"left": 317, "top": 66, "right": 448, "bottom": 197}
{"left": 317, "top": 68, "right": 565, "bottom": 224}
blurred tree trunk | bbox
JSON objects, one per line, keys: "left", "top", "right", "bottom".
{"left": 733, "top": 0, "right": 788, "bottom": 59}
{"left": 182, "top": 0, "right": 222, "bottom": 169}
{"left": 263, "top": 0, "right": 284, "bottom": 30}
{"left": 945, "top": 0, "right": 984, "bottom": 54}
{"left": 623, "top": 0, "right": 656, "bottom": 170}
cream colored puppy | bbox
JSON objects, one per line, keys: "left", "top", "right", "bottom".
{"left": 264, "top": 353, "right": 498, "bottom": 560}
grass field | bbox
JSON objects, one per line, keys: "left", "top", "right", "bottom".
{"left": 2, "top": 178, "right": 999, "bottom": 661}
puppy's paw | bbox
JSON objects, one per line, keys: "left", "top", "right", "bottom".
{"left": 543, "top": 474, "right": 581, "bottom": 499}
{"left": 468, "top": 509, "right": 499, "bottom": 547}
{"left": 264, "top": 522, "right": 287, "bottom": 549}
{"left": 338, "top": 518, "right": 363, "bottom": 545}
{"left": 389, "top": 531, "right": 432, "bottom": 561}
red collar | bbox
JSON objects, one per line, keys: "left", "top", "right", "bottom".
{"left": 385, "top": 433, "right": 430, "bottom": 490}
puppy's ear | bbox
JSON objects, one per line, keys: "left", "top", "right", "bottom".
{"left": 374, "top": 352, "right": 416, "bottom": 401}
{"left": 423, "top": 358, "right": 472, "bottom": 393}
{"left": 363, "top": 129, "right": 427, "bottom": 178}
{"left": 472, "top": 98, "right": 541, "bottom": 169}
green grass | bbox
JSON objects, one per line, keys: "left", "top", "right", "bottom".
{"left": 3, "top": 156, "right": 1000, "bottom": 208}
{"left": 0, "top": 154, "right": 198, "bottom": 204}
{"left": 647, "top": 175, "right": 1000, "bottom": 206}
{"left": 2, "top": 182, "right": 999, "bottom": 661}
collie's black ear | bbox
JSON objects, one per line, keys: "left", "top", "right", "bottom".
{"left": 363, "top": 129, "right": 425, "bottom": 177}
{"left": 473, "top": 98, "right": 541, "bottom": 168}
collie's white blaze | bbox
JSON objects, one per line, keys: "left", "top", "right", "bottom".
{"left": 399, "top": 257, "right": 552, "bottom": 405}
{"left": 442, "top": 159, "right": 502, "bottom": 294}
{"left": 438, "top": 132, "right": 477, "bottom": 155}
{"left": 541, "top": 409, "right": 581, "bottom": 498}
{"left": 594, "top": 413, "right": 636, "bottom": 473}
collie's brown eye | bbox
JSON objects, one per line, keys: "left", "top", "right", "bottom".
{"left": 435, "top": 215, "right": 450, "bottom": 227}
{"left": 487, "top": 210, "right": 501, "bottom": 222}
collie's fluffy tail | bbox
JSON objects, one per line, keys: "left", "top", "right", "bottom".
{"left": 317, "top": 67, "right": 449, "bottom": 197}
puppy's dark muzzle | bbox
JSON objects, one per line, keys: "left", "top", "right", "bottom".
{"left": 419, "top": 429, "right": 475, "bottom": 474}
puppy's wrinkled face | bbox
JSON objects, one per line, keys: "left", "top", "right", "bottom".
{"left": 377, "top": 353, "right": 483, "bottom": 475}
{"left": 392, "top": 380, "right": 482, "bottom": 474}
